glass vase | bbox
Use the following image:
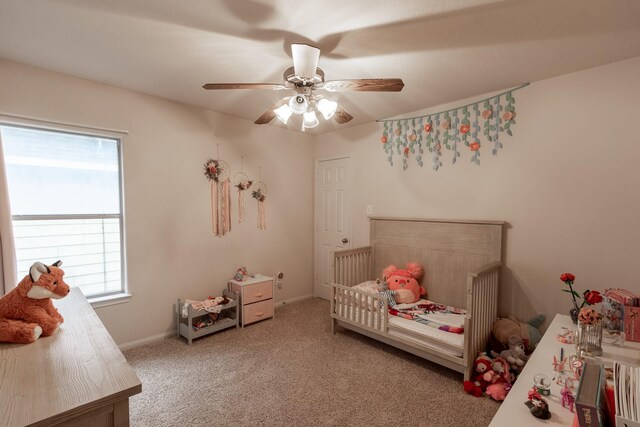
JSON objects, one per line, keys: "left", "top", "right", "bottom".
{"left": 569, "top": 307, "right": 579, "bottom": 324}
{"left": 577, "top": 320, "right": 603, "bottom": 357}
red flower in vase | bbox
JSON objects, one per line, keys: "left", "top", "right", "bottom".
{"left": 584, "top": 290, "right": 603, "bottom": 305}
{"left": 560, "top": 273, "right": 575, "bottom": 284}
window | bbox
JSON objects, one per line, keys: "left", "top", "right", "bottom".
{"left": 0, "top": 124, "right": 126, "bottom": 300}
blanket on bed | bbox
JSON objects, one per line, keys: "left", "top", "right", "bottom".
{"left": 388, "top": 301, "right": 465, "bottom": 334}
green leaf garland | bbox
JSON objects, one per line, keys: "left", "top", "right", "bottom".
{"left": 378, "top": 83, "right": 527, "bottom": 170}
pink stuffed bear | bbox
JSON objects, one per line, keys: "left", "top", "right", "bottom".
{"left": 382, "top": 263, "right": 426, "bottom": 304}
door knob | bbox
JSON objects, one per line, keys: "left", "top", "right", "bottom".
{"left": 342, "top": 238, "right": 349, "bottom": 244}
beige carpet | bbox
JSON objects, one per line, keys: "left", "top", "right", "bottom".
{"left": 123, "top": 298, "right": 499, "bottom": 426}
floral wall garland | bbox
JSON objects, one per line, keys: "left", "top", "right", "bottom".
{"left": 379, "top": 83, "right": 528, "bottom": 170}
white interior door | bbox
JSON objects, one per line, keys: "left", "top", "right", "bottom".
{"left": 314, "top": 156, "right": 352, "bottom": 300}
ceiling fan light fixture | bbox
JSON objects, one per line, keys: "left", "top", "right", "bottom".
{"left": 274, "top": 104, "right": 292, "bottom": 124}
{"left": 317, "top": 98, "right": 338, "bottom": 120}
{"left": 291, "top": 44, "right": 320, "bottom": 80}
{"left": 288, "top": 94, "right": 308, "bottom": 115}
{"left": 303, "top": 110, "right": 319, "bottom": 129}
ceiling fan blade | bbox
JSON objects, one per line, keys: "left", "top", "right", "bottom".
{"left": 291, "top": 43, "right": 320, "bottom": 79}
{"left": 333, "top": 105, "right": 353, "bottom": 125}
{"left": 323, "top": 78, "right": 404, "bottom": 92}
{"left": 254, "top": 97, "right": 290, "bottom": 125}
{"left": 203, "top": 83, "right": 287, "bottom": 90}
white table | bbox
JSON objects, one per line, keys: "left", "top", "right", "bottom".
{"left": 490, "top": 313, "right": 640, "bottom": 426}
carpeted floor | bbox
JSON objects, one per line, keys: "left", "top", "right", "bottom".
{"left": 123, "top": 298, "right": 499, "bottom": 426}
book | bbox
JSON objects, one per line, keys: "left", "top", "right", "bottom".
{"left": 604, "top": 289, "right": 640, "bottom": 343}
{"left": 575, "top": 363, "right": 610, "bottom": 427}
{"left": 602, "top": 295, "right": 624, "bottom": 333}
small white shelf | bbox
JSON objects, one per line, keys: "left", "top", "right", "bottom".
{"left": 176, "top": 289, "right": 239, "bottom": 345}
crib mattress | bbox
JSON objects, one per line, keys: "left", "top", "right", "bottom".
{"left": 387, "top": 315, "right": 464, "bottom": 357}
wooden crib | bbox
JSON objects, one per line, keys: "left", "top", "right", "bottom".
{"left": 330, "top": 217, "right": 503, "bottom": 381}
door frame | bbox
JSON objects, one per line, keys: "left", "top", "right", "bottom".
{"left": 313, "top": 154, "right": 353, "bottom": 299}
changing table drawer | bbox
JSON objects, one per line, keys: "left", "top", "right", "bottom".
{"left": 243, "top": 299, "right": 274, "bottom": 325}
{"left": 243, "top": 280, "right": 273, "bottom": 304}
{"left": 228, "top": 274, "right": 275, "bottom": 327}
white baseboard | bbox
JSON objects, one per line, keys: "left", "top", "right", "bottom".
{"left": 119, "top": 294, "right": 315, "bottom": 350}
{"left": 118, "top": 330, "right": 173, "bottom": 351}
{"left": 275, "top": 293, "right": 314, "bottom": 307}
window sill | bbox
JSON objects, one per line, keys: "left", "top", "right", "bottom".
{"left": 88, "top": 292, "right": 132, "bottom": 308}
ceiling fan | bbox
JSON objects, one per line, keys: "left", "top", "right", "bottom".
{"left": 203, "top": 43, "right": 404, "bottom": 130}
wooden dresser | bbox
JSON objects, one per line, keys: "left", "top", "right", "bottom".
{"left": 0, "top": 288, "right": 141, "bottom": 427}
{"left": 228, "top": 274, "right": 274, "bottom": 327}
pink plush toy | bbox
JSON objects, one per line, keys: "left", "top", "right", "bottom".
{"left": 382, "top": 263, "right": 426, "bottom": 304}
{"left": 486, "top": 383, "right": 511, "bottom": 401}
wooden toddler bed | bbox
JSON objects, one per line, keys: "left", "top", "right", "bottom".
{"left": 330, "top": 217, "right": 503, "bottom": 381}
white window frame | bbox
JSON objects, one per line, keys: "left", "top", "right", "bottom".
{"left": 0, "top": 116, "right": 130, "bottom": 307}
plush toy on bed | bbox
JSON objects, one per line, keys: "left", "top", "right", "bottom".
{"left": 0, "top": 261, "right": 70, "bottom": 344}
{"left": 382, "top": 263, "right": 426, "bottom": 304}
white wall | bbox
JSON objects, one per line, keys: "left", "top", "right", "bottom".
{"left": 2, "top": 55, "right": 639, "bottom": 343}
{"left": 315, "top": 57, "right": 640, "bottom": 327}
{"left": 0, "top": 59, "right": 315, "bottom": 345}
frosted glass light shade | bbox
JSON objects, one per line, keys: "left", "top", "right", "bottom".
{"left": 292, "top": 44, "right": 320, "bottom": 80}
{"left": 274, "top": 104, "right": 292, "bottom": 124}
{"left": 317, "top": 98, "right": 338, "bottom": 120}
{"left": 288, "top": 95, "right": 308, "bottom": 115}
{"left": 303, "top": 110, "right": 319, "bottom": 129}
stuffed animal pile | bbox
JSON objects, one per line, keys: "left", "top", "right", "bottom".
{"left": 0, "top": 261, "right": 70, "bottom": 344}
{"left": 463, "top": 352, "right": 513, "bottom": 401}
{"left": 463, "top": 314, "right": 545, "bottom": 400}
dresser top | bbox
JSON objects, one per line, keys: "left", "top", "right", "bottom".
{"left": 0, "top": 288, "right": 141, "bottom": 427}
{"left": 490, "top": 313, "right": 640, "bottom": 426}
{"left": 228, "top": 273, "right": 273, "bottom": 286}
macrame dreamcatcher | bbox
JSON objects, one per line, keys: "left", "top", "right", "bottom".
{"left": 252, "top": 179, "right": 267, "bottom": 230}
{"left": 233, "top": 159, "right": 253, "bottom": 224}
{"left": 203, "top": 150, "right": 231, "bottom": 237}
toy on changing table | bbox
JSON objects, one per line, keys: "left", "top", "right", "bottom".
{"left": 233, "top": 267, "right": 248, "bottom": 282}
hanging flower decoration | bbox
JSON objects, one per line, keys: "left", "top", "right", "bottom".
{"left": 235, "top": 180, "right": 253, "bottom": 191}
{"left": 377, "top": 83, "right": 527, "bottom": 170}
{"left": 252, "top": 189, "right": 266, "bottom": 202}
{"left": 252, "top": 182, "right": 267, "bottom": 230}
{"left": 204, "top": 158, "right": 225, "bottom": 182}
{"left": 204, "top": 157, "right": 231, "bottom": 237}
{"left": 233, "top": 171, "right": 253, "bottom": 224}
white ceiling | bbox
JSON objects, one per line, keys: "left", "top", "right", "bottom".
{"left": 1, "top": 0, "right": 640, "bottom": 134}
